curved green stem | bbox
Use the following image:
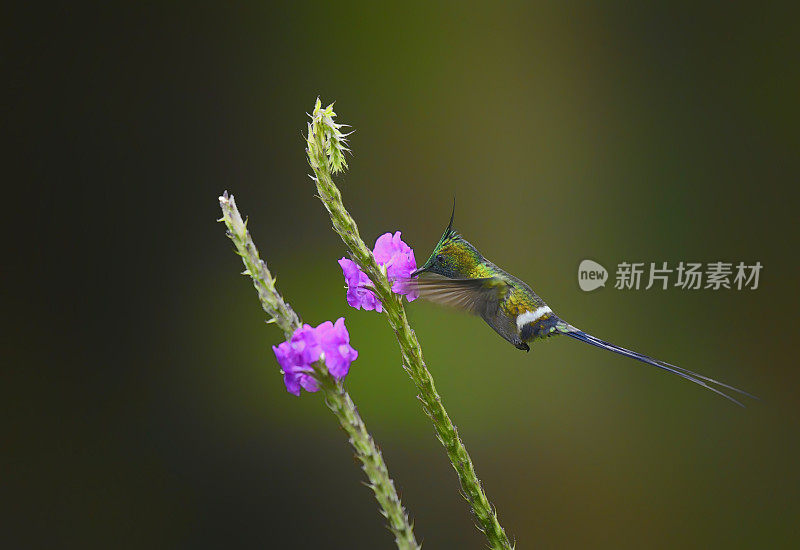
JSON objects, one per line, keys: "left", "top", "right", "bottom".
{"left": 306, "top": 99, "right": 513, "bottom": 550}
{"left": 219, "top": 192, "right": 419, "bottom": 550}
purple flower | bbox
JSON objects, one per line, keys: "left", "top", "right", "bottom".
{"left": 317, "top": 317, "right": 358, "bottom": 379}
{"left": 272, "top": 319, "right": 359, "bottom": 395}
{"left": 338, "top": 231, "right": 418, "bottom": 310}
{"left": 272, "top": 338, "right": 320, "bottom": 396}
{"left": 339, "top": 258, "right": 383, "bottom": 312}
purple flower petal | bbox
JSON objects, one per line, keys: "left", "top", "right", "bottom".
{"left": 283, "top": 370, "right": 302, "bottom": 396}
{"left": 273, "top": 327, "right": 322, "bottom": 396}
{"left": 298, "top": 373, "right": 320, "bottom": 393}
{"left": 339, "top": 257, "right": 383, "bottom": 312}
{"left": 290, "top": 324, "right": 322, "bottom": 365}
{"left": 372, "top": 232, "right": 401, "bottom": 265}
{"left": 272, "top": 341, "right": 294, "bottom": 371}
{"left": 318, "top": 317, "right": 358, "bottom": 379}
{"left": 338, "top": 257, "right": 362, "bottom": 287}
{"left": 372, "top": 232, "right": 418, "bottom": 301}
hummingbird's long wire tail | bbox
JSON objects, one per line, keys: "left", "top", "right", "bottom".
{"left": 558, "top": 323, "right": 757, "bottom": 407}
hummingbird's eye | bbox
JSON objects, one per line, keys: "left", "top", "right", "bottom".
{"left": 435, "top": 254, "right": 444, "bottom": 264}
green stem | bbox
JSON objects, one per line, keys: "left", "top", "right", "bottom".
{"left": 219, "top": 192, "right": 419, "bottom": 550}
{"left": 306, "top": 99, "right": 513, "bottom": 550}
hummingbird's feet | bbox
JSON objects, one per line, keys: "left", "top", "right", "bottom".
{"left": 515, "top": 341, "right": 530, "bottom": 352}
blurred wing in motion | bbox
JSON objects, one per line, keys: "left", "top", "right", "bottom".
{"left": 406, "top": 274, "right": 506, "bottom": 314}
{"left": 405, "top": 275, "right": 527, "bottom": 349}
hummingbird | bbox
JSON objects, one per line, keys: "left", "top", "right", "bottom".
{"left": 408, "top": 205, "right": 755, "bottom": 406}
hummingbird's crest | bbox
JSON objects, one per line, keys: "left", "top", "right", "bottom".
{"left": 434, "top": 197, "right": 459, "bottom": 249}
{"left": 412, "top": 200, "right": 484, "bottom": 279}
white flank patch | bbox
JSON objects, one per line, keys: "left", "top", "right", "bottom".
{"left": 516, "top": 306, "right": 552, "bottom": 331}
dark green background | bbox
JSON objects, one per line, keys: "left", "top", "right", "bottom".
{"left": 7, "top": 3, "right": 799, "bottom": 548}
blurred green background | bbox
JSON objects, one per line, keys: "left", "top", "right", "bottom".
{"left": 7, "top": 3, "right": 799, "bottom": 548}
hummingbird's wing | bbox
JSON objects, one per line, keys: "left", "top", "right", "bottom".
{"left": 409, "top": 275, "right": 527, "bottom": 349}
{"left": 409, "top": 275, "right": 507, "bottom": 314}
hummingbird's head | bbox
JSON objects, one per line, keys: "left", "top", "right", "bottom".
{"left": 411, "top": 202, "right": 483, "bottom": 280}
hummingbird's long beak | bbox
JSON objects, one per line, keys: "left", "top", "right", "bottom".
{"left": 410, "top": 266, "right": 427, "bottom": 278}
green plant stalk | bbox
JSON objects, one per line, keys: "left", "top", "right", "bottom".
{"left": 306, "top": 99, "right": 513, "bottom": 550}
{"left": 219, "top": 191, "right": 419, "bottom": 550}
